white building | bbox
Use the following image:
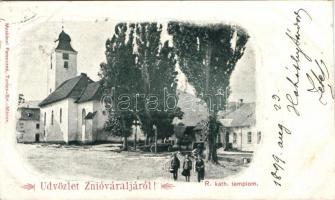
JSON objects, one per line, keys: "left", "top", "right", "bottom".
{"left": 39, "top": 30, "right": 108, "bottom": 144}
{"left": 219, "top": 102, "right": 261, "bottom": 152}
{"left": 16, "top": 101, "right": 43, "bottom": 143}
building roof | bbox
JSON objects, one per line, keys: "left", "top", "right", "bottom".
{"left": 76, "top": 81, "right": 103, "bottom": 103}
{"left": 19, "top": 107, "right": 40, "bottom": 121}
{"left": 172, "top": 90, "right": 208, "bottom": 126}
{"left": 85, "top": 111, "right": 97, "bottom": 119}
{"left": 39, "top": 73, "right": 94, "bottom": 107}
{"left": 219, "top": 103, "right": 256, "bottom": 128}
{"left": 193, "top": 122, "right": 205, "bottom": 131}
{"left": 55, "top": 30, "right": 76, "bottom": 52}
{"left": 18, "top": 100, "right": 41, "bottom": 109}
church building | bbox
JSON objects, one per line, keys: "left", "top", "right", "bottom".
{"left": 38, "top": 30, "right": 108, "bottom": 144}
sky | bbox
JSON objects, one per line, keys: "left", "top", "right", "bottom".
{"left": 15, "top": 21, "right": 255, "bottom": 103}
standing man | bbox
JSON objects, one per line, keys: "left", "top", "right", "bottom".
{"left": 195, "top": 155, "right": 205, "bottom": 182}
{"left": 182, "top": 154, "right": 192, "bottom": 182}
{"left": 170, "top": 152, "right": 180, "bottom": 181}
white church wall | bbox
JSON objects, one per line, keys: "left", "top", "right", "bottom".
{"left": 41, "top": 99, "right": 69, "bottom": 143}
{"left": 77, "top": 101, "right": 94, "bottom": 143}
{"left": 92, "top": 100, "right": 124, "bottom": 143}
{"left": 92, "top": 100, "right": 108, "bottom": 133}
{"left": 68, "top": 98, "right": 79, "bottom": 142}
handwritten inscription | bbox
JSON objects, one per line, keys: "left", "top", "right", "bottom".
{"left": 306, "top": 59, "right": 334, "bottom": 105}
{"left": 270, "top": 8, "right": 333, "bottom": 187}
{"left": 283, "top": 8, "right": 312, "bottom": 117}
{"left": 277, "top": 123, "right": 292, "bottom": 149}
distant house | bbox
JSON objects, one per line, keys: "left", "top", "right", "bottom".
{"left": 16, "top": 101, "right": 43, "bottom": 143}
{"left": 218, "top": 102, "right": 261, "bottom": 152}
{"left": 171, "top": 91, "right": 208, "bottom": 149}
{"left": 171, "top": 94, "right": 260, "bottom": 152}
{"left": 171, "top": 123, "right": 194, "bottom": 149}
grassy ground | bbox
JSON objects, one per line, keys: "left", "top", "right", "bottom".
{"left": 16, "top": 143, "right": 249, "bottom": 182}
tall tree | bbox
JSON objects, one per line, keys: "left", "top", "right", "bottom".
{"left": 99, "top": 23, "right": 140, "bottom": 150}
{"left": 135, "top": 23, "right": 182, "bottom": 145}
{"left": 168, "top": 22, "right": 249, "bottom": 162}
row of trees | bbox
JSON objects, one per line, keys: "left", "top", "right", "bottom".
{"left": 99, "top": 22, "right": 249, "bottom": 162}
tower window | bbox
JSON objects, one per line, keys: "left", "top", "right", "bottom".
{"left": 63, "top": 53, "right": 69, "bottom": 60}
{"left": 36, "top": 123, "right": 40, "bottom": 129}
{"left": 64, "top": 61, "right": 68, "bottom": 68}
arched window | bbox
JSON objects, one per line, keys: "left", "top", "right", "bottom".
{"left": 248, "top": 132, "right": 252, "bottom": 143}
{"left": 51, "top": 111, "right": 54, "bottom": 125}
{"left": 82, "top": 109, "right": 86, "bottom": 125}
{"left": 233, "top": 132, "right": 237, "bottom": 144}
{"left": 257, "top": 131, "right": 261, "bottom": 144}
{"left": 44, "top": 112, "right": 46, "bottom": 126}
{"left": 59, "top": 108, "right": 62, "bottom": 123}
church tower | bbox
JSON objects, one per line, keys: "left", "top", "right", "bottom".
{"left": 47, "top": 29, "right": 77, "bottom": 94}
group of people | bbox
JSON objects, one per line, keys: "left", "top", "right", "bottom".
{"left": 169, "top": 152, "right": 205, "bottom": 182}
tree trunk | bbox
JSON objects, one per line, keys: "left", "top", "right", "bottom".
{"left": 121, "top": 117, "right": 128, "bottom": 151}
{"left": 204, "top": 41, "right": 218, "bottom": 163}
{"left": 123, "top": 136, "right": 128, "bottom": 150}
{"left": 134, "top": 126, "right": 137, "bottom": 150}
{"left": 206, "top": 115, "right": 219, "bottom": 163}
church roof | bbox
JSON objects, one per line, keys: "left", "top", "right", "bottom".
{"left": 76, "top": 81, "right": 103, "bottom": 103}
{"left": 55, "top": 30, "right": 76, "bottom": 52}
{"left": 39, "top": 73, "right": 93, "bottom": 107}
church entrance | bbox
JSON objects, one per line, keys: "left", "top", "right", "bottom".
{"left": 81, "top": 109, "right": 86, "bottom": 143}
{"left": 35, "top": 133, "right": 40, "bottom": 142}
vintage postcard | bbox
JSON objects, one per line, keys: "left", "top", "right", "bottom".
{"left": 0, "top": 1, "right": 334, "bottom": 199}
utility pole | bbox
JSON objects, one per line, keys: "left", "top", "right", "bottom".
{"left": 153, "top": 124, "right": 157, "bottom": 153}
{"left": 133, "top": 119, "right": 140, "bottom": 150}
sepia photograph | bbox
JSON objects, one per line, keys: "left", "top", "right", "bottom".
{"left": 15, "top": 20, "right": 257, "bottom": 182}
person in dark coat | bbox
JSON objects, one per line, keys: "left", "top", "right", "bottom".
{"left": 182, "top": 154, "right": 192, "bottom": 182}
{"left": 170, "top": 153, "right": 180, "bottom": 181}
{"left": 195, "top": 155, "right": 205, "bottom": 182}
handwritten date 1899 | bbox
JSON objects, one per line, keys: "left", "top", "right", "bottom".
{"left": 271, "top": 124, "right": 291, "bottom": 187}
{"left": 271, "top": 154, "right": 286, "bottom": 187}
